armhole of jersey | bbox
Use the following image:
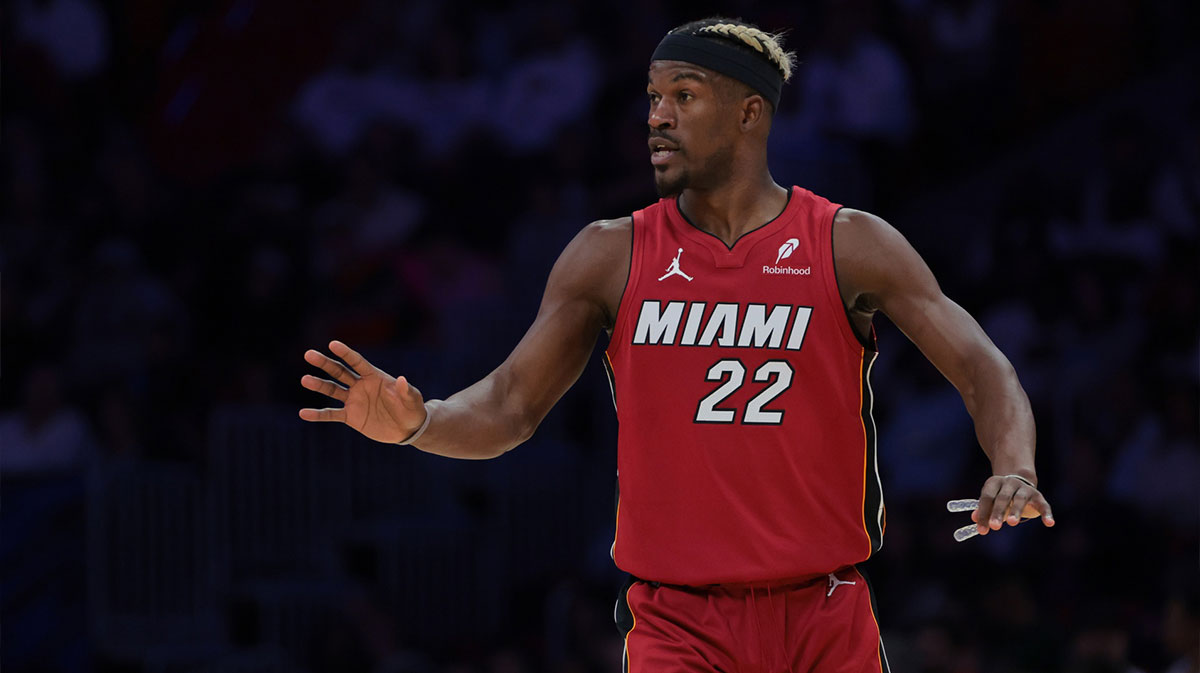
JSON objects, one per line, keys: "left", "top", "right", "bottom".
{"left": 826, "top": 206, "right": 878, "bottom": 351}
{"left": 607, "top": 212, "right": 642, "bottom": 354}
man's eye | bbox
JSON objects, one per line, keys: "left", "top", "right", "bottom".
{"left": 679, "top": 92, "right": 693, "bottom": 102}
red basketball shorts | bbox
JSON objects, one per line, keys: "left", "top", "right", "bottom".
{"left": 614, "top": 566, "right": 890, "bottom": 673}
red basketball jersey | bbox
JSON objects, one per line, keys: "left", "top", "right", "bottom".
{"left": 605, "top": 186, "right": 884, "bottom": 585}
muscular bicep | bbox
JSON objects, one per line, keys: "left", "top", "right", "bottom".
{"left": 836, "top": 210, "right": 1006, "bottom": 391}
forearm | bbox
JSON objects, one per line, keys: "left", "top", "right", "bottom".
{"left": 408, "top": 374, "right": 536, "bottom": 460}
{"left": 960, "top": 353, "right": 1038, "bottom": 483}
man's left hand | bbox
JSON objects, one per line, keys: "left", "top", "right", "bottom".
{"left": 971, "top": 474, "right": 1055, "bottom": 536}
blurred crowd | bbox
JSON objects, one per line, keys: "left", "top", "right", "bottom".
{"left": 2, "top": 0, "right": 1197, "bottom": 672}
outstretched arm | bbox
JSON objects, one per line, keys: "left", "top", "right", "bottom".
{"left": 833, "top": 209, "right": 1055, "bottom": 536}
{"left": 300, "top": 219, "right": 630, "bottom": 459}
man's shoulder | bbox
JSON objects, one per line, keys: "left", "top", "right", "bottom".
{"left": 575, "top": 216, "right": 633, "bottom": 251}
{"left": 833, "top": 208, "right": 892, "bottom": 237}
{"left": 559, "top": 216, "right": 632, "bottom": 273}
{"left": 584, "top": 216, "right": 633, "bottom": 233}
{"left": 551, "top": 217, "right": 632, "bottom": 324}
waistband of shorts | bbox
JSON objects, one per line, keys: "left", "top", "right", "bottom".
{"left": 633, "top": 566, "right": 855, "bottom": 594}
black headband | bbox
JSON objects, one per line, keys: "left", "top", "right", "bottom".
{"left": 651, "top": 32, "right": 784, "bottom": 109}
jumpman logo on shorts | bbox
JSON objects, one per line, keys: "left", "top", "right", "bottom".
{"left": 827, "top": 572, "right": 857, "bottom": 597}
{"left": 658, "top": 248, "right": 694, "bottom": 282}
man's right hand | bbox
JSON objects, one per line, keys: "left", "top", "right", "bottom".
{"left": 299, "top": 340, "right": 427, "bottom": 444}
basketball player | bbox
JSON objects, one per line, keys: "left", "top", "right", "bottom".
{"left": 300, "top": 17, "right": 1055, "bottom": 672}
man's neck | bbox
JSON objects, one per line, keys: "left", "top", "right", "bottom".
{"left": 678, "top": 176, "right": 789, "bottom": 247}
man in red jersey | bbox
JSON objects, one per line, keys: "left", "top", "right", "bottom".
{"left": 300, "top": 16, "right": 1055, "bottom": 672}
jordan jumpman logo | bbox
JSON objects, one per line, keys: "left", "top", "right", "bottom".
{"left": 827, "top": 573, "right": 857, "bottom": 597}
{"left": 658, "top": 248, "right": 694, "bottom": 282}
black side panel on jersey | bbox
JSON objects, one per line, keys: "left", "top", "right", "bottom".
{"left": 855, "top": 564, "right": 892, "bottom": 673}
{"left": 613, "top": 477, "right": 620, "bottom": 528}
{"left": 614, "top": 574, "right": 637, "bottom": 635}
{"left": 614, "top": 575, "right": 639, "bottom": 673}
{"left": 603, "top": 353, "right": 618, "bottom": 411}
{"left": 861, "top": 350, "right": 885, "bottom": 553}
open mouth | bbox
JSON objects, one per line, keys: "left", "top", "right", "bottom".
{"left": 651, "top": 149, "right": 675, "bottom": 165}
{"left": 649, "top": 141, "right": 678, "bottom": 166}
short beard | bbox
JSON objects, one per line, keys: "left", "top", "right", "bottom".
{"left": 652, "top": 144, "right": 735, "bottom": 198}
{"left": 654, "top": 166, "right": 688, "bottom": 197}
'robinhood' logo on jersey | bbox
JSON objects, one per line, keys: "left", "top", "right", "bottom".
{"left": 776, "top": 238, "right": 800, "bottom": 264}
{"left": 631, "top": 300, "right": 813, "bottom": 350}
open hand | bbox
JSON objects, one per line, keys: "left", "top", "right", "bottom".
{"left": 299, "top": 340, "right": 427, "bottom": 444}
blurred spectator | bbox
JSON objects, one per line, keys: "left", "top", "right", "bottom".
{"left": 0, "top": 364, "right": 95, "bottom": 474}
{"left": 294, "top": 14, "right": 600, "bottom": 160}
{"left": 13, "top": 0, "right": 110, "bottom": 80}
{"left": 68, "top": 238, "right": 189, "bottom": 393}
{"left": 488, "top": 37, "right": 600, "bottom": 154}
{"left": 1150, "top": 101, "right": 1200, "bottom": 238}
{"left": 1107, "top": 383, "right": 1200, "bottom": 528}
{"left": 311, "top": 153, "right": 426, "bottom": 257}
{"left": 1066, "top": 112, "right": 1167, "bottom": 264}
{"left": 794, "top": 0, "right": 915, "bottom": 145}
{"left": 926, "top": 0, "right": 999, "bottom": 87}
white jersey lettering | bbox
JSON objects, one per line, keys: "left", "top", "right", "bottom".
{"left": 633, "top": 300, "right": 686, "bottom": 345}
{"left": 698, "top": 303, "right": 739, "bottom": 347}
{"left": 737, "top": 304, "right": 792, "bottom": 348}
{"left": 633, "top": 301, "right": 816, "bottom": 351}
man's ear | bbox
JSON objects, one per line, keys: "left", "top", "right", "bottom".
{"left": 740, "top": 95, "right": 766, "bottom": 132}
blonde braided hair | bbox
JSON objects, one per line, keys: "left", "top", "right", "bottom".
{"left": 692, "top": 22, "right": 797, "bottom": 82}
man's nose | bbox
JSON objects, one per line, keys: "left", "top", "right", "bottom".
{"left": 648, "top": 102, "right": 675, "bottom": 129}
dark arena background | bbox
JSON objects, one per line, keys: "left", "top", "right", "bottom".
{"left": 2, "top": 1, "right": 1198, "bottom": 672}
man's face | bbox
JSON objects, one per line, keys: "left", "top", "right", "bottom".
{"left": 646, "top": 61, "right": 739, "bottom": 197}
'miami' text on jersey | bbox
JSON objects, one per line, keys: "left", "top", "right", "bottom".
{"left": 605, "top": 186, "right": 884, "bottom": 585}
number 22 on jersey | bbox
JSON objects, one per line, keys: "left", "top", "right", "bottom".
{"left": 695, "top": 359, "right": 794, "bottom": 424}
